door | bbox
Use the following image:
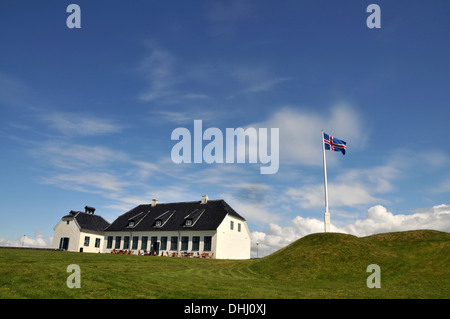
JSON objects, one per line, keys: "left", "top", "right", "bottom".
{"left": 154, "top": 241, "right": 160, "bottom": 254}
{"left": 59, "top": 237, "right": 69, "bottom": 250}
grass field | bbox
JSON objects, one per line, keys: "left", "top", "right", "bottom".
{"left": 0, "top": 230, "right": 449, "bottom": 299}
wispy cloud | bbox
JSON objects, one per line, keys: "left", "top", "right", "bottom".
{"left": 42, "top": 172, "right": 130, "bottom": 193}
{"left": 32, "top": 142, "right": 136, "bottom": 203}
{"left": 249, "top": 102, "right": 367, "bottom": 166}
{"left": 205, "top": 0, "right": 256, "bottom": 36}
{"left": 242, "top": 77, "right": 291, "bottom": 93}
{"left": 138, "top": 45, "right": 177, "bottom": 102}
{"left": 40, "top": 112, "right": 124, "bottom": 137}
{"left": 150, "top": 110, "right": 218, "bottom": 125}
{"left": 137, "top": 44, "right": 216, "bottom": 106}
{"left": 231, "top": 66, "right": 291, "bottom": 93}
{"left": 285, "top": 163, "right": 399, "bottom": 209}
{"left": 36, "top": 142, "right": 129, "bottom": 170}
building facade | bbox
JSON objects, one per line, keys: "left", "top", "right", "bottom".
{"left": 52, "top": 206, "right": 110, "bottom": 253}
{"left": 52, "top": 196, "right": 251, "bottom": 259}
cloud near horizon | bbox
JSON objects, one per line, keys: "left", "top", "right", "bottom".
{"left": 0, "top": 230, "right": 52, "bottom": 248}
{"left": 251, "top": 204, "right": 450, "bottom": 258}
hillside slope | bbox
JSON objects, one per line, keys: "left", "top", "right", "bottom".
{"left": 249, "top": 230, "right": 450, "bottom": 297}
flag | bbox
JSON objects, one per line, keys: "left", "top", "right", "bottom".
{"left": 323, "top": 132, "right": 347, "bottom": 155}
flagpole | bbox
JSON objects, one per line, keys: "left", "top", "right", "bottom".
{"left": 322, "top": 130, "right": 331, "bottom": 232}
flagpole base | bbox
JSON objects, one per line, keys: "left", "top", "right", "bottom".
{"left": 324, "top": 212, "right": 331, "bottom": 233}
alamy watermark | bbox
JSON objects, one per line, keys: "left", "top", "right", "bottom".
{"left": 66, "top": 264, "right": 81, "bottom": 288}
{"left": 171, "top": 120, "right": 279, "bottom": 174}
{"left": 66, "top": 3, "right": 380, "bottom": 30}
{"left": 366, "top": 264, "right": 381, "bottom": 288}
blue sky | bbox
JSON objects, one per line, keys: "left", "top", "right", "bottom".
{"left": 1, "top": 1, "right": 449, "bottom": 255}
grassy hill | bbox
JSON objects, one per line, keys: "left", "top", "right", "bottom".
{"left": 0, "top": 230, "right": 448, "bottom": 298}
{"left": 249, "top": 230, "right": 449, "bottom": 298}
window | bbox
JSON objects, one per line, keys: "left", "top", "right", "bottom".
{"left": 123, "top": 236, "right": 130, "bottom": 249}
{"left": 132, "top": 236, "right": 139, "bottom": 250}
{"left": 170, "top": 236, "right": 178, "bottom": 251}
{"left": 115, "top": 236, "right": 121, "bottom": 249}
{"left": 95, "top": 238, "right": 101, "bottom": 248}
{"left": 192, "top": 236, "right": 200, "bottom": 251}
{"left": 230, "top": 220, "right": 234, "bottom": 230}
{"left": 84, "top": 236, "right": 90, "bottom": 247}
{"left": 66, "top": 220, "right": 70, "bottom": 225}
{"left": 238, "top": 223, "right": 241, "bottom": 232}
{"left": 128, "top": 221, "right": 135, "bottom": 227}
{"left": 185, "top": 219, "right": 192, "bottom": 226}
{"left": 155, "top": 220, "right": 162, "bottom": 227}
{"left": 204, "top": 236, "right": 212, "bottom": 251}
{"left": 160, "top": 236, "right": 167, "bottom": 250}
{"left": 181, "top": 236, "right": 189, "bottom": 251}
{"left": 141, "top": 236, "right": 148, "bottom": 250}
{"left": 107, "top": 236, "right": 113, "bottom": 249}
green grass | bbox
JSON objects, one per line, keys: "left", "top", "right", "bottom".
{"left": 0, "top": 230, "right": 448, "bottom": 298}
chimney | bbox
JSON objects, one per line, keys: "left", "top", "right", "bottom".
{"left": 85, "top": 206, "right": 95, "bottom": 214}
{"left": 201, "top": 195, "right": 209, "bottom": 204}
{"left": 151, "top": 199, "right": 158, "bottom": 207}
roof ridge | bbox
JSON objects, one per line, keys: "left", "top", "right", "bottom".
{"left": 142, "top": 199, "right": 223, "bottom": 206}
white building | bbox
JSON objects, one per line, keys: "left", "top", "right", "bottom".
{"left": 52, "top": 206, "right": 110, "bottom": 253}
{"left": 52, "top": 196, "right": 251, "bottom": 259}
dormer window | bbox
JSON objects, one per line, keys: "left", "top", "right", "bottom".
{"left": 128, "top": 221, "right": 135, "bottom": 227}
{"left": 183, "top": 208, "right": 205, "bottom": 227}
{"left": 154, "top": 210, "right": 175, "bottom": 228}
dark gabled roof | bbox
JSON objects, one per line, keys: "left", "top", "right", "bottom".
{"left": 105, "top": 199, "right": 245, "bottom": 232}
{"left": 63, "top": 211, "right": 110, "bottom": 232}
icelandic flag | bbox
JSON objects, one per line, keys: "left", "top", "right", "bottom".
{"left": 323, "top": 132, "right": 347, "bottom": 155}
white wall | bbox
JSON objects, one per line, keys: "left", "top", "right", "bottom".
{"left": 77, "top": 231, "right": 105, "bottom": 253}
{"left": 53, "top": 217, "right": 105, "bottom": 253}
{"left": 215, "top": 215, "right": 251, "bottom": 259}
{"left": 52, "top": 217, "right": 80, "bottom": 252}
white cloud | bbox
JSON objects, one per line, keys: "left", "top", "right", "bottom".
{"left": 227, "top": 197, "right": 277, "bottom": 227}
{"left": 252, "top": 215, "right": 324, "bottom": 257}
{"left": 139, "top": 45, "right": 177, "bottom": 102}
{"left": 42, "top": 172, "right": 129, "bottom": 193}
{"left": 0, "top": 231, "right": 52, "bottom": 248}
{"left": 35, "top": 142, "right": 134, "bottom": 194}
{"left": 251, "top": 204, "right": 450, "bottom": 257}
{"left": 343, "top": 204, "right": 450, "bottom": 237}
{"left": 286, "top": 183, "right": 378, "bottom": 209}
{"left": 250, "top": 103, "right": 366, "bottom": 166}
{"left": 37, "top": 142, "right": 129, "bottom": 170}
{"left": 41, "top": 112, "right": 123, "bottom": 137}
{"left": 131, "top": 161, "right": 161, "bottom": 179}
{"left": 138, "top": 44, "right": 216, "bottom": 106}
{"left": 230, "top": 66, "right": 291, "bottom": 93}
{"left": 285, "top": 163, "right": 399, "bottom": 209}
